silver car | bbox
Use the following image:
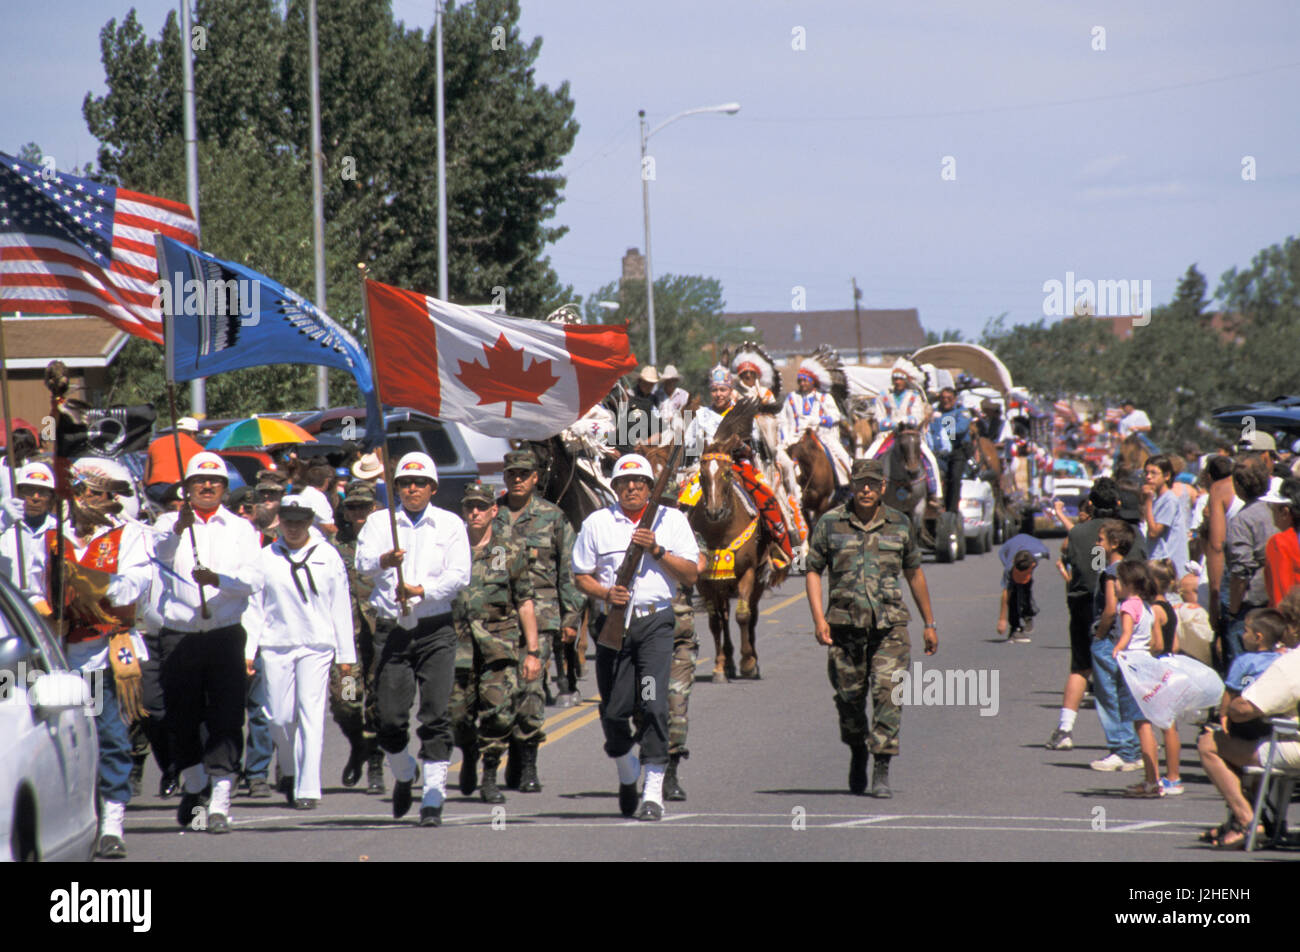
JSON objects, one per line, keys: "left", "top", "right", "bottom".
{"left": 0, "top": 575, "right": 99, "bottom": 862}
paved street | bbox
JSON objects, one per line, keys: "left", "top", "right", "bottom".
{"left": 119, "top": 542, "right": 1274, "bottom": 862}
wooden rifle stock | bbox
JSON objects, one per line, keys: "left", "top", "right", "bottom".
{"left": 596, "top": 442, "right": 683, "bottom": 651}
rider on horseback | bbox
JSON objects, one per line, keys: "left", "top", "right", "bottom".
{"left": 683, "top": 365, "right": 796, "bottom": 571}
{"left": 778, "top": 355, "right": 854, "bottom": 489}
{"left": 865, "top": 359, "right": 943, "bottom": 510}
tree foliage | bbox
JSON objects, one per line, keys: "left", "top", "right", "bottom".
{"left": 81, "top": 0, "right": 579, "bottom": 416}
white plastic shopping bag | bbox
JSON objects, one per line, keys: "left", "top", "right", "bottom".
{"left": 1117, "top": 651, "right": 1224, "bottom": 729}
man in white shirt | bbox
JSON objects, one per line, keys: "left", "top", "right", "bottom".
{"left": 297, "top": 459, "right": 338, "bottom": 536}
{"left": 1118, "top": 400, "right": 1152, "bottom": 438}
{"left": 152, "top": 452, "right": 266, "bottom": 835}
{"left": 0, "top": 462, "right": 57, "bottom": 608}
{"left": 244, "top": 496, "right": 355, "bottom": 811}
{"left": 572, "top": 453, "right": 700, "bottom": 821}
{"left": 355, "top": 452, "right": 471, "bottom": 824}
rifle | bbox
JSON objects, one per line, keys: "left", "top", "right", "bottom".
{"left": 596, "top": 441, "right": 683, "bottom": 651}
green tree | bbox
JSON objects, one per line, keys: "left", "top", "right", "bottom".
{"left": 923, "top": 328, "right": 964, "bottom": 345}
{"left": 1218, "top": 237, "right": 1300, "bottom": 404}
{"left": 583, "top": 275, "right": 748, "bottom": 393}
{"left": 83, "top": 0, "right": 579, "bottom": 416}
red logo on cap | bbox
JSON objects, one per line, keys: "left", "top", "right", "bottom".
{"left": 400, "top": 461, "right": 426, "bottom": 471}
{"left": 198, "top": 460, "right": 221, "bottom": 470}
{"left": 27, "top": 471, "right": 50, "bottom": 481}
{"left": 618, "top": 459, "right": 640, "bottom": 471}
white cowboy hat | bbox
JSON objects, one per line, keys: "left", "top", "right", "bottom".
{"left": 351, "top": 452, "right": 384, "bottom": 481}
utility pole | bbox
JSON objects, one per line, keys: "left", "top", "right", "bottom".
{"left": 852, "top": 277, "right": 863, "bottom": 364}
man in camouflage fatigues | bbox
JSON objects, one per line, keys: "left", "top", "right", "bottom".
{"left": 666, "top": 583, "right": 698, "bottom": 800}
{"left": 450, "top": 481, "right": 543, "bottom": 803}
{"left": 328, "top": 481, "right": 385, "bottom": 795}
{"left": 492, "top": 448, "right": 583, "bottom": 793}
{"left": 805, "top": 458, "right": 940, "bottom": 798}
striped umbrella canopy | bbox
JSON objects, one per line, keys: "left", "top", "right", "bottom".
{"left": 203, "top": 416, "right": 316, "bottom": 450}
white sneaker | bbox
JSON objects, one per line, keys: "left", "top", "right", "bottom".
{"left": 1119, "top": 759, "right": 1143, "bottom": 772}
{"left": 1090, "top": 753, "right": 1126, "bottom": 771}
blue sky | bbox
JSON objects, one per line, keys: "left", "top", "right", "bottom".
{"left": 5, "top": 1, "right": 1299, "bottom": 340}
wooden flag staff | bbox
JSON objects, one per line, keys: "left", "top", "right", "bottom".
{"left": 0, "top": 313, "right": 26, "bottom": 591}
{"left": 358, "top": 264, "right": 409, "bottom": 615}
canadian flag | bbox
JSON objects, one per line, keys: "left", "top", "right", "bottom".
{"left": 365, "top": 280, "right": 638, "bottom": 439}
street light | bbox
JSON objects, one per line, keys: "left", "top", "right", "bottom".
{"left": 639, "top": 101, "right": 740, "bottom": 367}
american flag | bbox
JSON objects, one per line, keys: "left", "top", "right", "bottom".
{"left": 0, "top": 153, "right": 198, "bottom": 343}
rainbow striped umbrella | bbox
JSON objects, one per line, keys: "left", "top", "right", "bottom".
{"left": 203, "top": 417, "right": 317, "bottom": 450}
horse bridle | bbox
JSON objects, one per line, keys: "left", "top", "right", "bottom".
{"left": 699, "top": 451, "right": 736, "bottom": 514}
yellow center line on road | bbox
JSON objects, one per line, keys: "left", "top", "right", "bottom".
{"left": 761, "top": 591, "right": 806, "bottom": 616}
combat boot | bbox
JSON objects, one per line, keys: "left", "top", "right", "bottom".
{"left": 458, "top": 742, "right": 479, "bottom": 796}
{"left": 871, "top": 754, "right": 892, "bottom": 799}
{"left": 504, "top": 737, "right": 523, "bottom": 790}
{"left": 479, "top": 753, "right": 506, "bottom": 804}
{"left": 365, "top": 752, "right": 386, "bottom": 796}
{"left": 518, "top": 741, "right": 542, "bottom": 793}
{"left": 663, "top": 754, "right": 687, "bottom": 802}
{"left": 848, "top": 744, "right": 868, "bottom": 795}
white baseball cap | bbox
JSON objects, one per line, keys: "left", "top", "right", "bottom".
{"left": 394, "top": 452, "right": 438, "bottom": 485}
{"left": 611, "top": 453, "right": 654, "bottom": 483}
{"left": 185, "top": 451, "right": 229, "bottom": 482}
{"left": 16, "top": 462, "right": 55, "bottom": 490}
{"left": 176, "top": 416, "right": 200, "bottom": 434}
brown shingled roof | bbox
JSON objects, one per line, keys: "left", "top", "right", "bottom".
{"left": 1, "top": 317, "right": 127, "bottom": 366}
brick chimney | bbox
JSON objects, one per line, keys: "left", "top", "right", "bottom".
{"left": 621, "top": 247, "right": 646, "bottom": 283}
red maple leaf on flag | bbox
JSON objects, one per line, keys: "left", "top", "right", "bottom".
{"left": 455, "top": 333, "right": 560, "bottom": 417}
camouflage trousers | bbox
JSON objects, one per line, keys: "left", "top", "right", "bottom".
{"left": 329, "top": 614, "right": 379, "bottom": 746}
{"left": 512, "top": 634, "right": 552, "bottom": 743}
{"left": 668, "top": 598, "right": 699, "bottom": 759}
{"left": 451, "top": 632, "right": 520, "bottom": 757}
{"left": 827, "top": 624, "right": 911, "bottom": 756}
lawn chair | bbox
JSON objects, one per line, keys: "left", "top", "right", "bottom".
{"left": 1245, "top": 717, "right": 1300, "bottom": 852}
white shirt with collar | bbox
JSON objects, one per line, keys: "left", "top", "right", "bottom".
{"left": 572, "top": 503, "right": 699, "bottom": 615}
{"left": 1119, "top": 409, "right": 1151, "bottom": 437}
{"left": 0, "top": 510, "right": 57, "bottom": 608}
{"left": 299, "top": 485, "right": 337, "bottom": 528}
{"left": 355, "top": 503, "right": 471, "bottom": 629}
{"left": 244, "top": 538, "right": 355, "bottom": 663}
{"left": 152, "top": 505, "right": 266, "bottom": 631}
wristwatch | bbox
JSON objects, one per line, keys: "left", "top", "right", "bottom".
{"left": 652, "top": 544, "right": 666, "bottom": 560}
{"left": 526, "top": 649, "right": 541, "bottom": 658}
{"left": 924, "top": 622, "right": 938, "bottom": 631}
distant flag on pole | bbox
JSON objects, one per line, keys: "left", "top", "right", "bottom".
{"left": 154, "top": 236, "right": 384, "bottom": 449}
{"left": 364, "top": 279, "right": 638, "bottom": 439}
{"left": 0, "top": 152, "right": 197, "bottom": 342}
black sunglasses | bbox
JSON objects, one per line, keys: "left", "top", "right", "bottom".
{"left": 462, "top": 501, "right": 493, "bottom": 512}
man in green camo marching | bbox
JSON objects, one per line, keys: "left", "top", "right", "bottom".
{"left": 665, "top": 582, "right": 699, "bottom": 801}
{"left": 804, "top": 458, "right": 939, "bottom": 798}
{"left": 450, "top": 481, "right": 542, "bottom": 803}
{"left": 488, "top": 448, "right": 583, "bottom": 794}
{"left": 328, "top": 480, "right": 386, "bottom": 795}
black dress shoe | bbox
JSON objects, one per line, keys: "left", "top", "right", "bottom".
{"left": 342, "top": 746, "right": 366, "bottom": 787}
{"left": 96, "top": 834, "right": 127, "bottom": 859}
{"left": 159, "top": 769, "right": 179, "bottom": 799}
{"left": 392, "top": 779, "right": 413, "bottom": 819}
{"left": 294, "top": 798, "right": 319, "bottom": 810}
{"left": 618, "top": 782, "right": 639, "bottom": 818}
{"left": 419, "top": 805, "right": 442, "bottom": 827}
{"left": 634, "top": 800, "right": 663, "bottom": 822}
{"left": 278, "top": 775, "right": 296, "bottom": 808}
{"left": 177, "top": 791, "right": 204, "bottom": 828}
{"left": 208, "top": 812, "right": 230, "bottom": 834}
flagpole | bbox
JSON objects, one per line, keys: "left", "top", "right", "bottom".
{"left": 358, "top": 264, "right": 409, "bottom": 615}
{"left": 435, "top": 1, "right": 449, "bottom": 301}
{"left": 0, "top": 313, "right": 26, "bottom": 590}
{"left": 308, "top": 0, "right": 329, "bottom": 408}
{"left": 180, "top": 0, "right": 205, "bottom": 418}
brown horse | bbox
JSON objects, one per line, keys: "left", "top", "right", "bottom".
{"left": 693, "top": 433, "right": 774, "bottom": 681}
{"left": 880, "top": 425, "right": 931, "bottom": 543}
{"left": 789, "top": 428, "right": 837, "bottom": 535}
{"left": 971, "top": 434, "right": 1013, "bottom": 534}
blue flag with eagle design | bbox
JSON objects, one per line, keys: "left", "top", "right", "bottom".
{"left": 154, "top": 235, "right": 384, "bottom": 449}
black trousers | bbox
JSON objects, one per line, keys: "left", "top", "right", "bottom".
{"left": 1007, "top": 580, "right": 1037, "bottom": 631}
{"left": 939, "top": 446, "right": 969, "bottom": 513}
{"left": 159, "top": 625, "right": 247, "bottom": 779}
{"left": 374, "top": 613, "right": 457, "bottom": 763}
{"left": 594, "top": 608, "right": 674, "bottom": 766}
{"left": 138, "top": 629, "right": 172, "bottom": 773}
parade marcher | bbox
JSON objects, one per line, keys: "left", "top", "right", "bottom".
{"left": 328, "top": 480, "right": 386, "bottom": 795}
{"left": 572, "top": 453, "right": 700, "bottom": 820}
{"left": 804, "top": 458, "right": 939, "bottom": 798}
{"left": 144, "top": 416, "right": 202, "bottom": 506}
{"left": 356, "top": 452, "right": 471, "bottom": 826}
{"left": 929, "top": 387, "right": 974, "bottom": 514}
{"left": 352, "top": 451, "right": 389, "bottom": 508}
{"left": 865, "top": 361, "right": 941, "bottom": 506}
{"left": 684, "top": 366, "right": 794, "bottom": 570}
{"left": 655, "top": 364, "right": 691, "bottom": 446}
{"left": 153, "top": 452, "right": 266, "bottom": 835}
{"left": 298, "top": 459, "right": 338, "bottom": 537}
{"left": 250, "top": 476, "right": 285, "bottom": 547}
{"left": 450, "top": 481, "right": 542, "bottom": 803}
{"left": 32, "top": 459, "right": 152, "bottom": 857}
{"left": 490, "top": 448, "right": 583, "bottom": 793}
{"left": 244, "top": 495, "right": 354, "bottom": 810}
{"left": 779, "top": 357, "right": 854, "bottom": 489}
{"left": 665, "top": 542, "right": 708, "bottom": 801}
{"left": 732, "top": 346, "right": 807, "bottom": 552}
{"left": 0, "top": 462, "right": 57, "bottom": 609}
{"left": 0, "top": 427, "right": 40, "bottom": 503}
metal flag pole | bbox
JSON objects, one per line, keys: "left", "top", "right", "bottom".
{"left": 358, "top": 264, "right": 408, "bottom": 615}
{"left": 180, "top": 0, "right": 205, "bottom": 418}
{"left": 309, "top": 0, "right": 329, "bottom": 407}
{"left": 0, "top": 312, "right": 26, "bottom": 590}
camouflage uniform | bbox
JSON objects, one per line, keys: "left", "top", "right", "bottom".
{"left": 667, "top": 584, "right": 698, "bottom": 758}
{"left": 327, "top": 482, "right": 382, "bottom": 789}
{"left": 806, "top": 480, "right": 917, "bottom": 757}
{"left": 449, "top": 531, "right": 534, "bottom": 758}
{"left": 492, "top": 454, "right": 583, "bottom": 744}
